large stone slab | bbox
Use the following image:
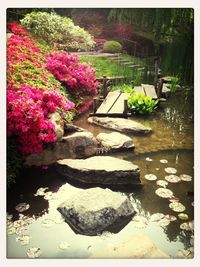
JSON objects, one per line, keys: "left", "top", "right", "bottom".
{"left": 90, "top": 234, "right": 170, "bottom": 258}
{"left": 25, "top": 131, "right": 97, "bottom": 166}
{"left": 56, "top": 156, "right": 140, "bottom": 185}
{"left": 88, "top": 117, "right": 151, "bottom": 134}
{"left": 57, "top": 187, "right": 135, "bottom": 236}
{"left": 96, "top": 132, "right": 134, "bottom": 152}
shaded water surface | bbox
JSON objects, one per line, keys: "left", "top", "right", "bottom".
{"left": 7, "top": 92, "right": 194, "bottom": 259}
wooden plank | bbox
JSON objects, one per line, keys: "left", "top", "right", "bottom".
{"left": 108, "top": 93, "right": 130, "bottom": 114}
{"left": 134, "top": 86, "right": 145, "bottom": 95}
{"left": 96, "top": 91, "right": 121, "bottom": 114}
{"left": 142, "top": 84, "right": 158, "bottom": 99}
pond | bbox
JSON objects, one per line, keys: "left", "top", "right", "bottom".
{"left": 7, "top": 90, "right": 194, "bottom": 259}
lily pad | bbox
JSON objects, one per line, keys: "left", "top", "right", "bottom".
{"left": 15, "top": 203, "right": 30, "bottom": 212}
{"left": 178, "top": 213, "right": 189, "bottom": 220}
{"left": 41, "top": 218, "right": 54, "bottom": 228}
{"left": 156, "top": 180, "right": 168, "bottom": 188}
{"left": 165, "top": 175, "right": 181, "bottom": 183}
{"left": 13, "top": 219, "right": 27, "bottom": 228}
{"left": 179, "top": 174, "right": 192, "bottom": 182}
{"left": 16, "top": 235, "right": 30, "bottom": 245}
{"left": 44, "top": 191, "right": 54, "bottom": 200}
{"left": 27, "top": 247, "right": 42, "bottom": 258}
{"left": 160, "top": 159, "right": 168, "bottom": 164}
{"left": 7, "top": 226, "right": 15, "bottom": 235}
{"left": 169, "top": 196, "right": 180, "bottom": 203}
{"left": 15, "top": 226, "right": 29, "bottom": 236}
{"left": 155, "top": 188, "right": 173, "bottom": 198}
{"left": 7, "top": 214, "right": 13, "bottom": 220}
{"left": 59, "top": 241, "right": 71, "bottom": 250}
{"left": 132, "top": 215, "right": 148, "bottom": 228}
{"left": 34, "top": 187, "right": 49, "bottom": 196}
{"left": 150, "top": 213, "right": 165, "bottom": 222}
{"left": 146, "top": 157, "right": 153, "bottom": 162}
{"left": 158, "top": 217, "right": 171, "bottom": 227}
{"left": 165, "top": 167, "right": 177, "bottom": 174}
{"left": 144, "top": 174, "right": 157, "bottom": 181}
{"left": 169, "top": 202, "right": 186, "bottom": 212}
{"left": 180, "top": 221, "right": 194, "bottom": 231}
{"left": 165, "top": 215, "right": 177, "bottom": 221}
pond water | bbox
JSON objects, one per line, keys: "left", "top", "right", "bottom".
{"left": 7, "top": 91, "right": 194, "bottom": 259}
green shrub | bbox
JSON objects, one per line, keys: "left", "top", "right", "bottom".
{"left": 103, "top": 40, "right": 122, "bottom": 53}
{"left": 169, "top": 75, "right": 180, "bottom": 93}
{"left": 20, "top": 12, "right": 95, "bottom": 51}
{"left": 128, "top": 93, "right": 158, "bottom": 114}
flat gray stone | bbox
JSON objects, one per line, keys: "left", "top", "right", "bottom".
{"left": 57, "top": 187, "right": 135, "bottom": 235}
{"left": 96, "top": 132, "right": 134, "bottom": 152}
{"left": 88, "top": 117, "right": 151, "bottom": 134}
{"left": 90, "top": 234, "right": 170, "bottom": 258}
{"left": 56, "top": 156, "right": 140, "bottom": 185}
{"left": 25, "top": 131, "right": 97, "bottom": 166}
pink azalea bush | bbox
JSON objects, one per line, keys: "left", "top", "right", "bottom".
{"left": 46, "top": 52, "right": 98, "bottom": 111}
{"left": 7, "top": 22, "right": 74, "bottom": 155}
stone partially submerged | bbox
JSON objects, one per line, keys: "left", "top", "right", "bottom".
{"left": 96, "top": 132, "right": 134, "bottom": 152}
{"left": 25, "top": 131, "right": 97, "bottom": 166}
{"left": 57, "top": 156, "right": 141, "bottom": 185}
{"left": 88, "top": 117, "right": 151, "bottom": 134}
{"left": 57, "top": 187, "right": 135, "bottom": 236}
{"left": 90, "top": 234, "right": 170, "bottom": 258}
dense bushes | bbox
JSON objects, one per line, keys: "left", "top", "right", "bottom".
{"left": 46, "top": 53, "right": 98, "bottom": 111}
{"left": 20, "top": 12, "right": 95, "bottom": 51}
{"left": 7, "top": 23, "right": 74, "bottom": 155}
{"left": 103, "top": 40, "right": 122, "bottom": 53}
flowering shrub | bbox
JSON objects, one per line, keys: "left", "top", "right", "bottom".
{"left": 7, "top": 22, "right": 75, "bottom": 155}
{"left": 114, "top": 23, "right": 133, "bottom": 39}
{"left": 7, "top": 21, "right": 29, "bottom": 36}
{"left": 46, "top": 52, "right": 98, "bottom": 110}
{"left": 7, "top": 85, "right": 74, "bottom": 154}
{"left": 21, "top": 12, "right": 95, "bottom": 51}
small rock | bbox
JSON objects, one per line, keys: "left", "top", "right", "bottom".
{"left": 88, "top": 117, "right": 152, "bottom": 134}
{"left": 96, "top": 132, "right": 134, "bottom": 152}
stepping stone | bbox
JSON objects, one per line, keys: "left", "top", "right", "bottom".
{"left": 90, "top": 234, "right": 170, "bottom": 258}
{"left": 88, "top": 117, "right": 151, "bottom": 134}
{"left": 96, "top": 132, "right": 134, "bottom": 152}
{"left": 57, "top": 187, "right": 135, "bottom": 236}
{"left": 57, "top": 156, "right": 140, "bottom": 185}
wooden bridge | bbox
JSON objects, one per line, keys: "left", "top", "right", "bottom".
{"left": 90, "top": 83, "right": 164, "bottom": 118}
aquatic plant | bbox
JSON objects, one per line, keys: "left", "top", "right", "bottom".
{"left": 128, "top": 92, "right": 158, "bottom": 114}
{"left": 169, "top": 75, "right": 180, "bottom": 93}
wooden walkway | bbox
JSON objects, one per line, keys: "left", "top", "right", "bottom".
{"left": 92, "top": 84, "right": 159, "bottom": 117}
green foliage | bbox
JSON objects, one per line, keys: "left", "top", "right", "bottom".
{"left": 80, "top": 55, "right": 143, "bottom": 84}
{"left": 111, "top": 83, "right": 135, "bottom": 93}
{"left": 128, "top": 92, "right": 158, "bottom": 114}
{"left": 20, "top": 11, "right": 95, "bottom": 51}
{"left": 103, "top": 40, "right": 122, "bottom": 53}
{"left": 7, "top": 138, "right": 23, "bottom": 187}
{"left": 169, "top": 75, "right": 180, "bottom": 93}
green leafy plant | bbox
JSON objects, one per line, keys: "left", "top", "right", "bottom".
{"left": 20, "top": 12, "right": 95, "bottom": 51}
{"left": 169, "top": 75, "right": 180, "bottom": 93}
{"left": 103, "top": 40, "right": 122, "bottom": 53}
{"left": 128, "top": 92, "right": 158, "bottom": 114}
